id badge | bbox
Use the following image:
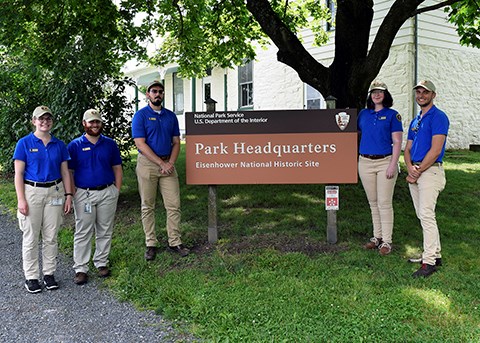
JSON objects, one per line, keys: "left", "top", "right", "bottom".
{"left": 84, "top": 202, "right": 92, "bottom": 213}
{"left": 51, "top": 197, "right": 64, "bottom": 206}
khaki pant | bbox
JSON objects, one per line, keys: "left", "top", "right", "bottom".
{"left": 409, "top": 166, "right": 446, "bottom": 265}
{"left": 136, "top": 153, "right": 182, "bottom": 247}
{"left": 73, "top": 185, "right": 119, "bottom": 274}
{"left": 17, "top": 183, "right": 65, "bottom": 279}
{"left": 358, "top": 155, "right": 398, "bottom": 244}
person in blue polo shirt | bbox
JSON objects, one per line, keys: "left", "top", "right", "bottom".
{"left": 13, "top": 105, "right": 73, "bottom": 293}
{"left": 358, "top": 80, "right": 403, "bottom": 256}
{"left": 131, "top": 80, "right": 189, "bottom": 260}
{"left": 68, "top": 109, "right": 123, "bottom": 285}
{"left": 404, "top": 80, "right": 449, "bottom": 278}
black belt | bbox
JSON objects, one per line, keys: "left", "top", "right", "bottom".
{"left": 24, "top": 178, "right": 62, "bottom": 188}
{"left": 413, "top": 162, "right": 443, "bottom": 167}
{"left": 160, "top": 155, "right": 170, "bottom": 161}
{"left": 360, "top": 154, "right": 392, "bottom": 160}
{"left": 78, "top": 183, "right": 113, "bottom": 191}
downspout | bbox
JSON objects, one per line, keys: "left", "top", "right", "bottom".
{"left": 413, "top": 14, "right": 419, "bottom": 118}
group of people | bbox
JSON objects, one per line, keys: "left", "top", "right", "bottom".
{"left": 13, "top": 78, "right": 449, "bottom": 294}
{"left": 358, "top": 79, "right": 449, "bottom": 278}
{"left": 14, "top": 80, "right": 187, "bottom": 294}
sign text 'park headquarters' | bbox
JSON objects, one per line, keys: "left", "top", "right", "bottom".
{"left": 185, "top": 109, "right": 357, "bottom": 185}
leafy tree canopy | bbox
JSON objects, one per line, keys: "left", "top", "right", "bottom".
{"left": 0, "top": 0, "right": 142, "bottom": 172}
{"left": 122, "top": 0, "right": 479, "bottom": 108}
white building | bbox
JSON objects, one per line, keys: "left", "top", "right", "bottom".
{"left": 124, "top": 0, "right": 480, "bottom": 148}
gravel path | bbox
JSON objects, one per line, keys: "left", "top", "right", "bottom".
{"left": 0, "top": 211, "right": 196, "bottom": 343}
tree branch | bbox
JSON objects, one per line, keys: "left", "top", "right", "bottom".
{"left": 414, "top": 0, "right": 463, "bottom": 15}
{"left": 245, "top": 0, "right": 329, "bottom": 93}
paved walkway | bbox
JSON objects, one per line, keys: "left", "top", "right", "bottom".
{"left": 0, "top": 211, "right": 195, "bottom": 343}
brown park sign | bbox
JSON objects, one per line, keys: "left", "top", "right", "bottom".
{"left": 185, "top": 109, "right": 358, "bottom": 185}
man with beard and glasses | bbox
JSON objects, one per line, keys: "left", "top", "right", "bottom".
{"left": 67, "top": 109, "right": 123, "bottom": 285}
{"left": 131, "top": 80, "right": 189, "bottom": 261}
{"left": 404, "top": 80, "right": 449, "bottom": 278}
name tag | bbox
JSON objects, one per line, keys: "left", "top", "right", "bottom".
{"left": 82, "top": 147, "right": 91, "bottom": 151}
{"left": 29, "top": 148, "right": 39, "bottom": 152}
{"left": 148, "top": 117, "right": 157, "bottom": 121}
{"left": 379, "top": 116, "right": 387, "bottom": 120}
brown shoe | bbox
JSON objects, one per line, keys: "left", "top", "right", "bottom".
{"left": 364, "top": 237, "right": 382, "bottom": 250}
{"left": 98, "top": 267, "right": 111, "bottom": 277}
{"left": 145, "top": 246, "right": 157, "bottom": 261}
{"left": 168, "top": 244, "right": 190, "bottom": 257}
{"left": 378, "top": 242, "right": 392, "bottom": 256}
{"left": 74, "top": 272, "right": 88, "bottom": 285}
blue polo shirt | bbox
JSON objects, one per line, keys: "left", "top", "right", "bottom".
{"left": 358, "top": 107, "right": 403, "bottom": 155}
{"left": 67, "top": 134, "right": 122, "bottom": 188}
{"left": 13, "top": 133, "right": 70, "bottom": 182}
{"left": 407, "top": 105, "right": 449, "bottom": 163}
{"left": 131, "top": 105, "right": 180, "bottom": 157}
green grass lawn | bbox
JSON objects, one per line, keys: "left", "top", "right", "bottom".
{"left": 1, "top": 149, "right": 479, "bottom": 342}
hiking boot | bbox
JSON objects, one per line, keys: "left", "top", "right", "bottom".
{"left": 43, "top": 275, "right": 59, "bottom": 290}
{"left": 408, "top": 257, "right": 443, "bottom": 266}
{"left": 98, "top": 267, "right": 111, "bottom": 277}
{"left": 145, "top": 246, "right": 157, "bottom": 261}
{"left": 168, "top": 244, "right": 190, "bottom": 257}
{"left": 412, "top": 263, "right": 437, "bottom": 278}
{"left": 25, "top": 279, "right": 42, "bottom": 294}
{"left": 364, "top": 237, "right": 382, "bottom": 250}
{"left": 74, "top": 272, "right": 88, "bottom": 285}
{"left": 378, "top": 242, "right": 392, "bottom": 256}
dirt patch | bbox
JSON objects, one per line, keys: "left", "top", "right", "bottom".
{"left": 190, "top": 233, "right": 349, "bottom": 257}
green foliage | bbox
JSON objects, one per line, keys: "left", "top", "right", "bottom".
{"left": 0, "top": 0, "right": 137, "bottom": 172}
{"left": 447, "top": 0, "right": 480, "bottom": 47}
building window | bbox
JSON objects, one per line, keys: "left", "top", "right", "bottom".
{"left": 238, "top": 61, "right": 253, "bottom": 108}
{"left": 173, "top": 72, "right": 184, "bottom": 115}
{"left": 305, "top": 84, "right": 325, "bottom": 109}
{"left": 326, "top": 0, "right": 336, "bottom": 32}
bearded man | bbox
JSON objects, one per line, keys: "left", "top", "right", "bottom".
{"left": 131, "top": 80, "right": 189, "bottom": 261}
{"left": 68, "top": 109, "right": 123, "bottom": 285}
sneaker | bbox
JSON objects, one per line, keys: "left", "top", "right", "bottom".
{"left": 378, "top": 242, "right": 392, "bottom": 256}
{"left": 74, "top": 272, "right": 88, "bottom": 285}
{"left": 412, "top": 263, "right": 437, "bottom": 278}
{"left": 168, "top": 244, "right": 190, "bottom": 257}
{"left": 97, "top": 267, "right": 111, "bottom": 278}
{"left": 364, "top": 237, "right": 382, "bottom": 250}
{"left": 408, "top": 257, "right": 443, "bottom": 266}
{"left": 145, "top": 246, "right": 157, "bottom": 261}
{"left": 25, "top": 279, "right": 42, "bottom": 294}
{"left": 43, "top": 275, "right": 59, "bottom": 290}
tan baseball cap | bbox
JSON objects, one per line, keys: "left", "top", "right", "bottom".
{"left": 413, "top": 80, "right": 436, "bottom": 92}
{"left": 146, "top": 80, "right": 164, "bottom": 92}
{"left": 83, "top": 109, "right": 103, "bottom": 122}
{"left": 32, "top": 105, "right": 53, "bottom": 119}
{"left": 369, "top": 80, "right": 388, "bottom": 92}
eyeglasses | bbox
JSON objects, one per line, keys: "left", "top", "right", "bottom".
{"left": 150, "top": 89, "right": 164, "bottom": 95}
{"left": 37, "top": 117, "right": 53, "bottom": 123}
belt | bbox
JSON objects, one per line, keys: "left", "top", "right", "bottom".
{"left": 360, "top": 154, "right": 392, "bottom": 160}
{"left": 413, "top": 162, "right": 443, "bottom": 167}
{"left": 24, "top": 178, "right": 62, "bottom": 188}
{"left": 78, "top": 183, "right": 113, "bottom": 191}
{"left": 160, "top": 155, "right": 170, "bottom": 161}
